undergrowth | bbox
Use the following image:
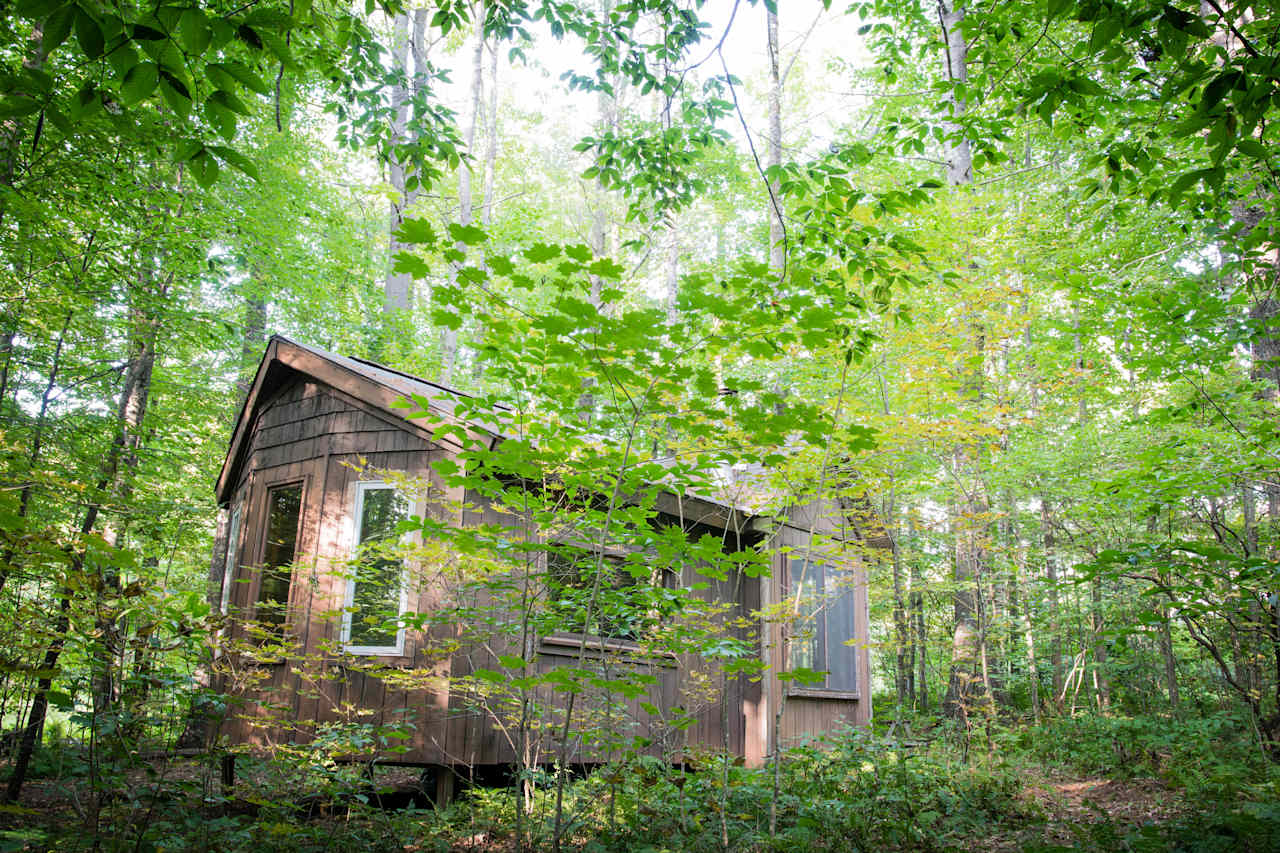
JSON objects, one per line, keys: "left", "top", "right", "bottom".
{"left": 4, "top": 714, "right": 1279, "bottom": 852}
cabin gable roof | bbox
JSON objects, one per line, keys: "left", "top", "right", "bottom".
{"left": 215, "top": 335, "right": 489, "bottom": 505}
{"left": 216, "top": 337, "right": 881, "bottom": 548}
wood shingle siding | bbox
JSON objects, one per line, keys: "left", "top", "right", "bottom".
{"left": 214, "top": 336, "right": 873, "bottom": 771}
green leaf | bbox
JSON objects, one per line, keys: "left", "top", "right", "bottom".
{"left": 44, "top": 106, "right": 71, "bottom": 136}
{"left": 132, "top": 23, "right": 165, "bottom": 41}
{"left": 447, "top": 223, "right": 487, "bottom": 246}
{"left": 121, "top": 61, "right": 159, "bottom": 104}
{"left": 159, "top": 79, "right": 191, "bottom": 118}
{"left": 75, "top": 8, "right": 104, "bottom": 59}
{"left": 203, "top": 97, "right": 236, "bottom": 139}
{"left": 587, "top": 258, "right": 625, "bottom": 279}
{"left": 523, "top": 243, "right": 561, "bottom": 262}
{"left": 236, "top": 23, "right": 263, "bottom": 50}
{"left": 208, "top": 145, "right": 259, "bottom": 180}
{"left": 1237, "top": 138, "right": 1269, "bottom": 159}
{"left": 70, "top": 83, "right": 100, "bottom": 118}
{"left": 1201, "top": 71, "right": 1240, "bottom": 113}
{"left": 1088, "top": 16, "right": 1123, "bottom": 53}
{"left": 258, "top": 30, "right": 297, "bottom": 68}
{"left": 46, "top": 690, "right": 74, "bottom": 711}
{"left": 0, "top": 97, "right": 42, "bottom": 120}
{"left": 189, "top": 148, "right": 219, "bottom": 187}
{"left": 208, "top": 88, "right": 251, "bottom": 116}
{"left": 42, "top": 4, "right": 75, "bottom": 55}
{"left": 208, "top": 61, "right": 271, "bottom": 95}
{"left": 395, "top": 216, "right": 437, "bottom": 245}
{"left": 179, "top": 8, "right": 211, "bottom": 54}
{"left": 497, "top": 654, "right": 527, "bottom": 669}
{"left": 392, "top": 251, "right": 430, "bottom": 278}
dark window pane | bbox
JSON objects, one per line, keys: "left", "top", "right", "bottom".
{"left": 349, "top": 486, "right": 410, "bottom": 649}
{"left": 825, "top": 564, "right": 858, "bottom": 691}
{"left": 547, "top": 549, "right": 640, "bottom": 640}
{"left": 220, "top": 506, "right": 242, "bottom": 615}
{"left": 257, "top": 484, "right": 302, "bottom": 633}
{"left": 788, "top": 556, "right": 857, "bottom": 692}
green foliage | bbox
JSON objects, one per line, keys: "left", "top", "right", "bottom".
{"left": 1027, "top": 712, "right": 1276, "bottom": 799}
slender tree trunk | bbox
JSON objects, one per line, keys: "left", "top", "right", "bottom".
{"left": 6, "top": 333, "right": 155, "bottom": 802}
{"left": 0, "top": 312, "right": 71, "bottom": 595}
{"left": 939, "top": 0, "right": 972, "bottom": 186}
{"left": 766, "top": 6, "right": 784, "bottom": 275}
{"left": 910, "top": 514, "right": 928, "bottom": 710}
{"left": 237, "top": 293, "right": 266, "bottom": 404}
{"left": 93, "top": 297, "right": 160, "bottom": 720}
{"left": 1042, "top": 496, "right": 1063, "bottom": 706}
{"left": 1013, "top": 545, "right": 1040, "bottom": 723}
{"left": 1070, "top": 307, "right": 1109, "bottom": 711}
{"left": 0, "top": 21, "right": 46, "bottom": 229}
{"left": 384, "top": 12, "right": 414, "bottom": 314}
{"left": 578, "top": 0, "right": 616, "bottom": 419}
{"left": 1090, "top": 578, "right": 1110, "bottom": 711}
{"left": 481, "top": 38, "right": 499, "bottom": 232}
{"left": 1157, "top": 571, "right": 1181, "bottom": 716}
{"left": 0, "top": 329, "right": 14, "bottom": 408}
{"left": 891, "top": 503, "right": 910, "bottom": 708}
{"left": 938, "top": 0, "right": 985, "bottom": 727}
{"left": 4, "top": 592, "right": 69, "bottom": 802}
{"left": 440, "top": 7, "right": 485, "bottom": 383}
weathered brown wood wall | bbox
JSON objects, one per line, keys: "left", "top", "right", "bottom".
{"left": 756, "top": 514, "right": 873, "bottom": 760}
{"left": 217, "top": 373, "right": 782, "bottom": 769}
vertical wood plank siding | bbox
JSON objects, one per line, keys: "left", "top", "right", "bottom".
{"left": 221, "top": 374, "right": 871, "bottom": 769}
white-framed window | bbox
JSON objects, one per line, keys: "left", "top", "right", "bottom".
{"left": 341, "top": 481, "right": 412, "bottom": 655}
{"left": 219, "top": 504, "right": 243, "bottom": 615}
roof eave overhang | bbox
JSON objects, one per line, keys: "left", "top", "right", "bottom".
{"left": 214, "top": 336, "right": 496, "bottom": 506}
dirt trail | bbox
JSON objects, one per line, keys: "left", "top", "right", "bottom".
{"left": 981, "top": 773, "right": 1185, "bottom": 851}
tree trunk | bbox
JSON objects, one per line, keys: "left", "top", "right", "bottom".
{"left": 237, "top": 293, "right": 266, "bottom": 404}
{"left": 889, "top": 497, "right": 910, "bottom": 707}
{"left": 939, "top": 0, "right": 972, "bottom": 185}
{"left": 766, "top": 6, "right": 784, "bottom": 275}
{"left": 440, "top": 7, "right": 485, "bottom": 383}
{"left": 6, "top": 301, "right": 160, "bottom": 801}
{"left": 0, "top": 312, "right": 71, "bottom": 595}
{"left": 578, "top": 0, "right": 616, "bottom": 420}
{"left": 92, "top": 297, "right": 160, "bottom": 719}
{"left": 1012, "top": 545, "right": 1040, "bottom": 723}
{"left": 1158, "top": 581, "right": 1181, "bottom": 715}
{"left": 1090, "top": 577, "right": 1110, "bottom": 711}
{"left": 384, "top": 12, "right": 414, "bottom": 315}
{"left": 4, "top": 592, "right": 69, "bottom": 802}
{"left": 938, "top": 0, "right": 986, "bottom": 726}
{"left": 910, "top": 513, "right": 928, "bottom": 710}
{"left": 1042, "top": 496, "right": 1063, "bottom": 706}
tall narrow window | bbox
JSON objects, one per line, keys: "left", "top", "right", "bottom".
{"left": 786, "top": 556, "right": 858, "bottom": 694}
{"left": 256, "top": 484, "right": 303, "bottom": 636}
{"left": 219, "top": 505, "right": 243, "bottom": 615}
{"left": 788, "top": 556, "right": 823, "bottom": 673}
{"left": 343, "top": 482, "right": 411, "bottom": 654}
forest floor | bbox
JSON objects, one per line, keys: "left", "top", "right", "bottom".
{"left": 982, "top": 772, "right": 1187, "bottom": 851}
{"left": 2, "top": 759, "right": 1197, "bottom": 852}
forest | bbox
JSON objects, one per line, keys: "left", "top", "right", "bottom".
{"left": 2, "top": 0, "right": 1280, "bottom": 850}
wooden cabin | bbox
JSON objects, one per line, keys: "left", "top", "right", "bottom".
{"left": 211, "top": 335, "right": 872, "bottom": 790}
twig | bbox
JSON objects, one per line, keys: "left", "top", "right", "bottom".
{"left": 718, "top": 50, "right": 788, "bottom": 286}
